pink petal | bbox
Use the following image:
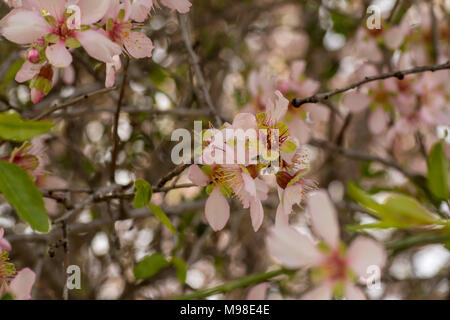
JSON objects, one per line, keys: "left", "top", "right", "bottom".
{"left": 77, "top": 0, "right": 111, "bottom": 25}
{"left": 384, "top": 26, "right": 406, "bottom": 50}
{"left": 242, "top": 173, "right": 256, "bottom": 198}
{"left": 15, "top": 61, "right": 41, "bottom": 83}
{"left": 344, "top": 283, "right": 366, "bottom": 300}
{"left": 304, "top": 103, "right": 330, "bottom": 122}
{"left": 250, "top": 198, "right": 264, "bottom": 232}
{"left": 38, "top": 0, "right": 66, "bottom": 21}
{"left": 275, "top": 204, "right": 289, "bottom": 227}
{"left": 0, "top": 228, "right": 12, "bottom": 252}
{"left": 76, "top": 30, "right": 122, "bottom": 63}
{"left": 123, "top": 31, "right": 154, "bottom": 59}
{"left": 307, "top": 190, "right": 340, "bottom": 249}
{"left": 161, "top": 0, "right": 192, "bottom": 13}
{"left": 342, "top": 91, "right": 371, "bottom": 113}
{"left": 9, "top": 268, "right": 35, "bottom": 300}
{"left": 30, "top": 88, "right": 45, "bottom": 104}
{"left": 255, "top": 178, "right": 269, "bottom": 201}
{"left": 0, "top": 9, "right": 49, "bottom": 44}
{"left": 46, "top": 41, "right": 73, "bottom": 68}
{"left": 281, "top": 184, "right": 303, "bottom": 216}
{"left": 105, "top": 55, "right": 121, "bottom": 88}
{"left": 188, "top": 165, "right": 209, "bottom": 187}
{"left": 266, "top": 90, "right": 288, "bottom": 122}
{"left": 346, "top": 237, "right": 387, "bottom": 279}
{"left": 266, "top": 225, "right": 322, "bottom": 269}
{"left": 247, "top": 283, "right": 268, "bottom": 300}
{"left": 300, "top": 282, "right": 333, "bottom": 300}
{"left": 290, "top": 60, "right": 306, "bottom": 81}
{"left": 62, "top": 65, "right": 75, "bottom": 85}
{"left": 368, "top": 108, "right": 388, "bottom": 135}
{"left": 289, "top": 117, "right": 310, "bottom": 145}
{"left": 130, "top": 0, "right": 153, "bottom": 22}
{"left": 232, "top": 113, "right": 257, "bottom": 131}
{"left": 205, "top": 187, "right": 230, "bottom": 231}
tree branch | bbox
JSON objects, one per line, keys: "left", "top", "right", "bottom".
{"left": 292, "top": 61, "right": 450, "bottom": 107}
{"left": 110, "top": 58, "right": 130, "bottom": 182}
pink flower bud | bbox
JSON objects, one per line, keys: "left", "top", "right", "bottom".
{"left": 30, "top": 88, "right": 44, "bottom": 104}
{"left": 28, "top": 48, "right": 40, "bottom": 63}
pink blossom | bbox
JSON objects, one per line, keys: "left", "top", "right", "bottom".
{"left": 102, "top": 0, "right": 154, "bottom": 59}
{"left": 267, "top": 190, "right": 387, "bottom": 300}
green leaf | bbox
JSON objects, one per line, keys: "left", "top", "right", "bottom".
{"left": 133, "top": 253, "right": 170, "bottom": 280}
{"left": 0, "top": 112, "right": 53, "bottom": 142}
{"left": 133, "top": 179, "right": 152, "bottom": 209}
{"left": 427, "top": 141, "right": 449, "bottom": 200}
{"left": 0, "top": 161, "right": 50, "bottom": 233}
{"left": 171, "top": 257, "right": 187, "bottom": 284}
{"left": 347, "top": 182, "right": 438, "bottom": 229}
{"left": 148, "top": 205, "right": 176, "bottom": 234}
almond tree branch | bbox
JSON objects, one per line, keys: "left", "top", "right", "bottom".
{"left": 110, "top": 58, "right": 130, "bottom": 182}
{"left": 292, "top": 61, "right": 450, "bottom": 107}
{"left": 178, "top": 13, "right": 223, "bottom": 126}
{"left": 32, "top": 86, "right": 117, "bottom": 120}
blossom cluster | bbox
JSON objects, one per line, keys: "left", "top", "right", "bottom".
{"left": 188, "top": 90, "right": 316, "bottom": 232}
{"left": 0, "top": 0, "right": 191, "bottom": 103}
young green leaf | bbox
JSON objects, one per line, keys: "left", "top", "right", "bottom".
{"left": 133, "top": 253, "right": 170, "bottom": 280}
{"left": 427, "top": 141, "right": 449, "bottom": 200}
{"left": 348, "top": 182, "right": 438, "bottom": 229}
{"left": 0, "top": 161, "right": 50, "bottom": 233}
{"left": 133, "top": 179, "right": 152, "bottom": 209}
{"left": 0, "top": 112, "right": 53, "bottom": 142}
{"left": 148, "top": 205, "right": 176, "bottom": 234}
{"left": 171, "top": 257, "right": 187, "bottom": 284}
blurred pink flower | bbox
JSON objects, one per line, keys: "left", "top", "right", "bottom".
{"left": 267, "top": 190, "right": 386, "bottom": 300}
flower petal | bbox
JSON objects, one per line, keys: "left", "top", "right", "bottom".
{"left": 300, "top": 283, "right": 333, "bottom": 300}
{"left": 15, "top": 61, "right": 42, "bottom": 83}
{"left": 232, "top": 113, "right": 257, "bottom": 131}
{"left": 46, "top": 41, "right": 73, "bottom": 68}
{"left": 267, "top": 225, "right": 322, "bottom": 269}
{"left": 368, "top": 107, "right": 388, "bottom": 135}
{"left": 0, "top": 9, "right": 49, "bottom": 44}
{"left": 247, "top": 283, "right": 268, "bottom": 300}
{"left": 250, "top": 198, "right": 264, "bottom": 232}
{"left": 130, "top": 0, "right": 153, "bottom": 22}
{"left": 205, "top": 187, "right": 230, "bottom": 231}
{"left": 307, "top": 190, "right": 340, "bottom": 249}
{"left": 9, "top": 268, "right": 35, "bottom": 300}
{"left": 76, "top": 30, "right": 122, "bottom": 63}
{"left": 77, "top": 0, "right": 110, "bottom": 25}
{"left": 188, "top": 164, "right": 209, "bottom": 187}
{"left": 123, "top": 31, "right": 154, "bottom": 59}
{"left": 347, "top": 237, "right": 387, "bottom": 280}
{"left": 38, "top": 0, "right": 66, "bottom": 21}
{"left": 342, "top": 91, "right": 371, "bottom": 113}
{"left": 161, "top": 0, "right": 192, "bottom": 13}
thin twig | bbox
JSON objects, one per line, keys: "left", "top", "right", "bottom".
{"left": 178, "top": 13, "right": 222, "bottom": 126}
{"left": 32, "top": 86, "right": 117, "bottom": 120}
{"left": 292, "top": 61, "right": 450, "bottom": 107}
{"left": 110, "top": 58, "right": 130, "bottom": 182}
{"left": 309, "top": 138, "right": 416, "bottom": 179}
{"left": 157, "top": 164, "right": 190, "bottom": 188}
{"left": 54, "top": 184, "right": 122, "bottom": 223}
